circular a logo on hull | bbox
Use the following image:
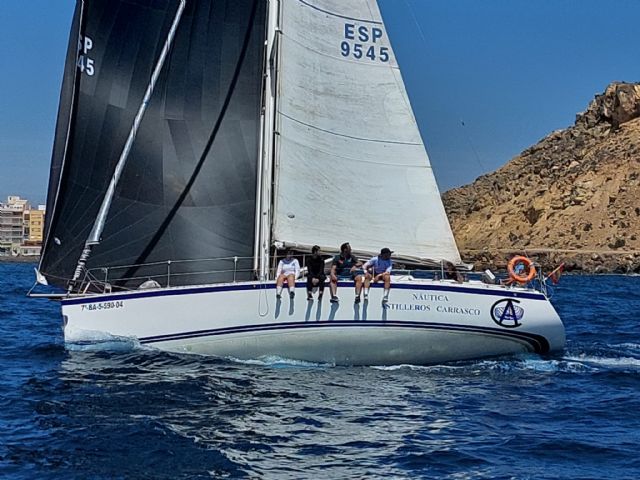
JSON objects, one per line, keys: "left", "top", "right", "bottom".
{"left": 491, "top": 299, "right": 525, "bottom": 328}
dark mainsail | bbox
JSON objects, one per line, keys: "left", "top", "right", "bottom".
{"left": 41, "top": 0, "right": 266, "bottom": 289}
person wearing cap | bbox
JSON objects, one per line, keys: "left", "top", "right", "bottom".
{"left": 329, "top": 242, "right": 364, "bottom": 303}
{"left": 362, "top": 248, "right": 394, "bottom": 304}
{"left": 306, "top": 245, "right": 326, "bottom": 301}
{"left": 275, "top": 249, "right": 301, "bottom": 300}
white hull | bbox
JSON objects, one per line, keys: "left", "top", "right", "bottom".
{"left": 61, "top": 278, "right": 565, "bottom": 366}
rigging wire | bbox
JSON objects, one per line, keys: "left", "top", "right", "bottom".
{"left": 258, "top": 270, "right": 270, "bottom": 317}
{"left": 458, "top": 119, "right": 504, "bottom": 202}
{"left": 402, "top": 0, "right": 428, "bottom": 45}
{"left": 401, "top": 0, "right": 543, "bottom": 262}
{"left": 402, "top": 0, "right": 493, "bottom": 186}
{"left": 459, "top": 119, "right": 491, "bottom": 179}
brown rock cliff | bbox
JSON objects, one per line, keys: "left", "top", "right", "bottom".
{"left": 442, "top": 82, "right": 640, "bottom": 273}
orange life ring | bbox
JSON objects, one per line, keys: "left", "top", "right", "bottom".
{"left": 507, "top": 256, "right": 536, "bottom": 284}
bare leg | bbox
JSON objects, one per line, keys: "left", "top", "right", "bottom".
{"left": 287, "top": 274, "right": 295, "bottom": 298}
{"left": 276, "top": 275, "right": 285, "bottom": 298}
{"left": 354, "top": 274, "right": 363, "bottom": 300}
{"left": 382, "top": 272, "right": 391, "bottom": 302}
{"left": 330, "top": 276, "right": 338, "bottom": 299}
{"left": 364, "top": 272, "right": 372, "bottom": 290}
{"left": 363, "top": 273, "right": 372, "bottom": 299}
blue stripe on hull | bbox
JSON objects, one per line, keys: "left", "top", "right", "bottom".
{"left": 139, "top": 321, "right": 551, "bottom": 354}
{"left": 62, "top": 281, "right": 546, "bottom": 306}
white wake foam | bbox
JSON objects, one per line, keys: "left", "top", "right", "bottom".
{"left": 65, "top": 327, "right": 141, "bottom": 353}
{"left": 563, "top": 354, "right": 640, "bottom": 370}
{"left": 225, "top": 355, "right": 332, "bottom": 368}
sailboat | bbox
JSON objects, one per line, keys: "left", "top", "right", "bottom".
{"left": 33, "top": 0, "right": 565, "bottom": 365}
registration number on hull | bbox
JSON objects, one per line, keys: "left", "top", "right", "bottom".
{"left": 81, "top": 301, "right": 124, "bottom": 312}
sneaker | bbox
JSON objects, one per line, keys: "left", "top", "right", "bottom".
{"left": 307, "top": 292, "right": 313, "bottom": 301}
{"left": 363, "top": 293, "right": 369, "bottom": 301}
{"left": 330, "top": 296, "right": 339, "bottom": 303}
{"left": 382, "top": 297, "right": 388, "bottom": 305}
{"left": 289, "top": 291, "right": 295, "bottom": 299}
{"left": 276, "top": 293, "right": 282, "bottom": 300}
{"left": 354, "top": 296, "right": 361, "bottom": 304}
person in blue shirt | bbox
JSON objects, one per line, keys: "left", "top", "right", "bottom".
{"left": 362, "top": 247, "right": 393, "bottom": 304}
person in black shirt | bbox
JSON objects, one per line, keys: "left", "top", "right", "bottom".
{"left": 444, "top": 261, "right": 464, "bottom": 283}
{"left": 329, "top": 242, "right": 364, "bottom": 304}
{"left": 306, "top": 245, "right": 326, "bottom": 301}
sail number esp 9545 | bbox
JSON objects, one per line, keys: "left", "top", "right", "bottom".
{"left": 341, "top": 23, "right": 389, "bottom": 63}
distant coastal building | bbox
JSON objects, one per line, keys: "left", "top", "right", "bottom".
{"left": 25, "top": 205, "right": 45, "bottom": 243}
{"left": 0, "top": 198, "right": 25, "bottom": 255}
{"left": 0, "top": 196, "right": 45, "bottom": 257}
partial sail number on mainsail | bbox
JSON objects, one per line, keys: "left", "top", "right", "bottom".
{"left": 76, "top": 35, "right": 95, "bottom": 76}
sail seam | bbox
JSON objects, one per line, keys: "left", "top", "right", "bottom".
{"left": 279, "top": 135, "right": 430, "bottom": 169}
{"left": 278, "top": 111, "right": 423, "bottom": 146}
{"left": 296, "top": 0, "right": 382, "bottom": 25}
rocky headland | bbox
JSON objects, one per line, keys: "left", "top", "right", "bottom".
{"left": 443, "top": 82, "right": 640, "bottom": 274}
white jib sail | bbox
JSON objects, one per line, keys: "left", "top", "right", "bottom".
{"left": 272, "top": 0, "right": 460, "bottom": 263}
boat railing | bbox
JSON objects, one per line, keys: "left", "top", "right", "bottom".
{"left": 82, "top": 253, "right": 332, "bottom": 293}
{"left": 78, "top": 253, "right": 539, "bottom": 295}
{"left": 82, "top": 255, "right": 257, "bottom": 294}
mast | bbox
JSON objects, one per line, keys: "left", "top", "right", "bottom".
{"left": 255, "top": 0, "right": 282, "bottom": 281}
{"left": 67, "top": 0, "right": 187, "bottom": 292}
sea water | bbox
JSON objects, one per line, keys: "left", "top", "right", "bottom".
{"left": 1, "top": 262, "right": 638, "bottom": 479}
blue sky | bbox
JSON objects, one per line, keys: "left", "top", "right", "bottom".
{"left": 1, "top": 0, "right": 639, "bottom": 205}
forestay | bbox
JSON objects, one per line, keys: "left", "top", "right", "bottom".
{"left": 272, "top": 0, "right": 461, "bottom": 263}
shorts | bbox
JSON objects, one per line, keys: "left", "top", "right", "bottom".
{"left": 337, "top": 269, "right": 364, "bottom": 280}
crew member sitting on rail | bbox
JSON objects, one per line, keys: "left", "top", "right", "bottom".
{"left": 444, "top": 261, "right": 464, "bottom": 283}
{"left": 329, "top": 242, "right": 364, "bottom": 304}
{"left": 363, "top": 247, "right": 394, "bottom": 304}
{"left": 306, "top": 245, "right": 326, "bottom": 301}
{"left": 276, "top": 249, "right": 301, "bottom": 300}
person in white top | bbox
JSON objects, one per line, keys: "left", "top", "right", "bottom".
{"left": 276, "top": 249, "right": 301, "bottom": 299}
